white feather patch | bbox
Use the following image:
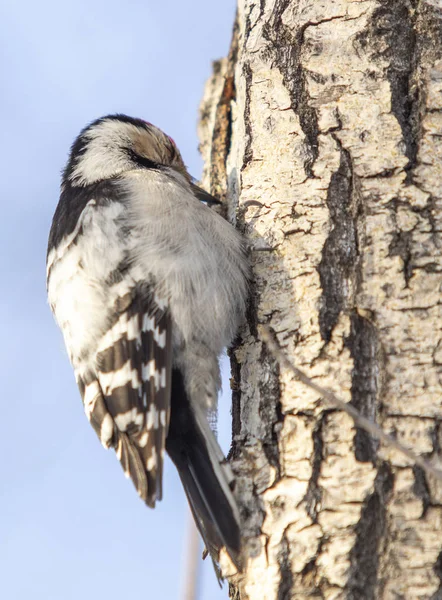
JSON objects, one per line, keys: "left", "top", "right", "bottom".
{"left": 114, "top": 409, "right": 144, "bottom": 432}
{"left": 83, "top": 381, "right": 101, "bottom": 420}
{"left": 146, "top": 404, "right": 159, "bottom": 430}
{"left": 146, "top": 446, "right": 157, "bottom": 471}
{"left": 138, "top": 431, "right": 149, "bottom": 448}
{"left": 99, "top": 361, "right": 141, "bottom": 394}
{"left": 48, "top": 201, "right": 130, "bottom": 367}
{"left": 142, "top": 361, "right": 165, "bottom": 391}
{"left": 100, "top": 413, "right": 114, "bottom": 448}
{"left": 141, "top": 315, "right": 166, "bottom": 348}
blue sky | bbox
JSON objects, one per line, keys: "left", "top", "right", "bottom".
{"left": 0, "top": 1, "right": 236, "bottom": 598}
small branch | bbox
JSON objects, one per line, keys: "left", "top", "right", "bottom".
{"left": 182, "top": 513, "right": 201, "bottom": 600}
{"left": 261, "top": 325, "right": 442, "bottom": 484}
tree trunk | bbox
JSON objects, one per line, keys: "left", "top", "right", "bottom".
{"left": 199, "top": 2, "right": 442, "bottom": 598}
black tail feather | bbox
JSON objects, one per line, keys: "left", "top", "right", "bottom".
{"left": 166, "top": 369, "right": 242, "bottom": 573}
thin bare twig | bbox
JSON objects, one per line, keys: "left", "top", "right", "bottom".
{"left": 182, "top": 513, "right": 201, "bottom": 600}
{"left": 261, "top": 325, "right": 442, "bottom": 483}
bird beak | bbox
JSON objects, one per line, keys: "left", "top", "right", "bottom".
{"left": 190, "top": 180, "right": 222, "bottom": 207}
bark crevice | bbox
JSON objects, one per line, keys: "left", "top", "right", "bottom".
{"left": 262, "top": 0, "right": 319, "bottom": 178}
{"left": 388, "top": 218, "right": 414, "bottom": 287}
{"left": 345, "top": 312, "right": 380, "bottom": 463}
{"left": 355, "top": 1, "right": 419, "bottom": 175}
{"left": 229, "top": 348, "right": 243, "bottom": 462}
{"left": 277, "top": 531, "right": 294, "bottom": 600}
{"left": 258, "top": 343, "right": 282, "bottom": 475}
{"left": 347, "top": 463, "right": 394, "bottom": 600}
{"left": 431, "top": 551, "right": 442, "bottom": 600}
{"left": 318, "top": 147, "right": 357, "bottom": 342}
{"left": 412, "top": 464, "right": 431, "bottom": 517}
{"left": 242, "top": 60, "right": 254, "bottom": 169}
{"left": 304, "top": 414, "right": 326, "bottom": 522}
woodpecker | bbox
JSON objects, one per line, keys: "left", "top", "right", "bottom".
{"left": 47, "top": 114, "right": 249, "bottom": 572}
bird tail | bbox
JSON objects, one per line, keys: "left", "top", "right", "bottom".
{"left": 166, "top": 369, "right": 242, "bottom": 576}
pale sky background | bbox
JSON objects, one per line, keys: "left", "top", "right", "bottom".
{"left": 0, "top": 1, "right": 237, "bottom": 598}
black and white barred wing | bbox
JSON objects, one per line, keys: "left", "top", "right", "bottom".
{"left": 79, "top": 291, "right": 172, "bottom": 508}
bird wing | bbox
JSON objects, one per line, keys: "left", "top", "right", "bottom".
{"left": 50, "top": 184, "right": 175, "bottom": 508}
{"left": 79, "top": 289, "right": 172, "bottom": 507}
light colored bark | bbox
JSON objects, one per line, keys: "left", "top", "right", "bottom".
{"left": 199, "top": 1, "right": 442, "bottom": 598}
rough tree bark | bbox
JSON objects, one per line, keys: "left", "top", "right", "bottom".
{"left": 199, "top": 1, "right": 442, "bottom": 599}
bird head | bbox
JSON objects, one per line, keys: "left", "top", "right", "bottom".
{"left": 64, "top": 114, "right": 188, "bottom": 187}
